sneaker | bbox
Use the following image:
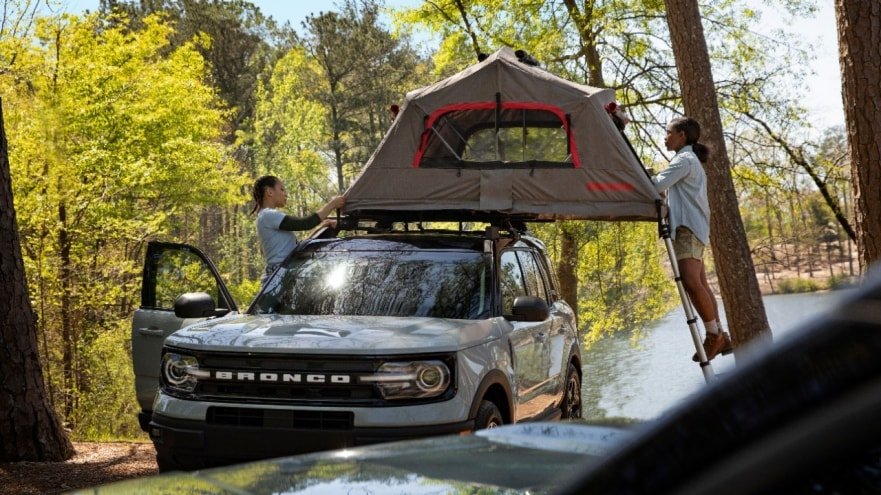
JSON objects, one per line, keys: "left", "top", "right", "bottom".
{"left": 692, "top": 332, "right": 734, "bottom": 362}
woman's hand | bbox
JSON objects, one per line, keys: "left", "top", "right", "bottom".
{"left": 318, "top": 195, "right": 346, "bottom": 220}
{"left": 328, "top": 195, "right": 346, "bottom": 210}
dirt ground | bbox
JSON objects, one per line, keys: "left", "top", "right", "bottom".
{"left": 713, "top": 252, "right": 858, "bottom": 296}
{"left": 0, "top": 442, "right": 158, "bottom": 494}
{"left": 745, "top": 243, "right": 859, "bottom": 295}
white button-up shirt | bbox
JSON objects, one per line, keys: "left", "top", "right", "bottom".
{"left": 651, "top": 145, "right": 711, "bottom": 245}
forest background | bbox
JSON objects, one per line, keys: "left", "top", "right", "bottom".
{"left": 0, "top": 0, "right": 858, "bottom": 441}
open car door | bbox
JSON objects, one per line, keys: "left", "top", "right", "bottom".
{"left": 131, "top": 241, "right": 237, "bottom": 431}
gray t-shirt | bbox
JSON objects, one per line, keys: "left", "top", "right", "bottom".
{"left": 256, "top": 208, "right": 298, "bottom": 265}
{"left": 652, "top": 145, "right": 711, "bottom": 245}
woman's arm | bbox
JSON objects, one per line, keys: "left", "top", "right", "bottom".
{"left": 316, "top": 196, "right": 346, "bottom": 220}
{"left": 276, "top": 196, "right": 345, "bottom": 231}
{"left": 652, "top": 155, "right": 690, "bottom": 193}
{"left": 278, "top": 213, "right": 321, "bottom": 231}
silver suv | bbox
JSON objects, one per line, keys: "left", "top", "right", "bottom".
{"left": 132, "top": 225, "right": 582, "bottom": 471}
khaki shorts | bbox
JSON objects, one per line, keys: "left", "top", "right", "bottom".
{"left": 674, "top": 227, "right": 705, "bottom": 261}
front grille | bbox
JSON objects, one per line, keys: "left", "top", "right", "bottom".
{"left": 166, "top": 350, "right": 456, "bottom": 407}
{"left": 199, "top": 380, "right": 377, "bottom": 402}
{"left": 194, "top": 354, "right": 382, "bottom": 405}
{"left": 207, "top": 406, "right": 353, "bottom": 430}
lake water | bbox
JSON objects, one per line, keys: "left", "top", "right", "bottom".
{"left": 580, "top": 289, "right": 857, "bottom": 422}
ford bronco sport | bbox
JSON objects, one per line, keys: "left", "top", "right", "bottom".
{"left": 132, "top": 223, "right": 582, "bottom": 471}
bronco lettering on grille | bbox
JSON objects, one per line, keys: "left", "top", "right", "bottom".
{"left": 212, "top": 371, "right": 351, "bottom": 384}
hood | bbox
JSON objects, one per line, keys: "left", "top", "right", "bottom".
{"left": 165, "top": 314, "right": 503, "bottom": 355}
{"left": 74, "top": 422, "right": 633, "bottom": 494}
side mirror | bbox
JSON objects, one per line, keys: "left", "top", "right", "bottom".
{"left": 510, "top": 296, "right": 550, "bottom": 322}
{"left": 174, "top": 292, "right": 228, "bottom": 319}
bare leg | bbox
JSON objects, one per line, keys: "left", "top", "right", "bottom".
{"left": 698, "top": 265, "right": 721, "bottom": 326}
{"left": 681, "top": 258, "right": 732, "bottom": 361}
{"left": 678, "top": 258, "right": 718, "bottom": 324}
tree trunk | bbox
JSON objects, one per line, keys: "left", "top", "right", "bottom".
{"left": 835, "top": 0, "right": 881, "bottom": 271}
{"left": 562, "top": 0, "right": 605, "bottom": 87}
{"left": 557, "top": 224, "right": 579, "bottom": 326}
{"left": 664, "top": 0, "right": 772, "bottom": 348}
{"left": 795, "top": 193, "right": 815, "bottom": 278}
{"left": 0, "top": 99, "right": 75, "bottom": 462}
{"left": 331, "top": 100, "right": 345, "bottom": 193}
{"left": 453, "top": 0, "right": 483, "bottom": 56}
{"left": 787, "top": 181, "right": 802, "bottom": 277}
{"left": 58, "top": 200, "right": 75, "bottom": 419}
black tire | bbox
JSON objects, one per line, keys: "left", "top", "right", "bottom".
{"left": 475, "top": 400, "right": 504, "bottom": 430}
{"left": 560, "top": 363, "right": 582, "bottom": 419}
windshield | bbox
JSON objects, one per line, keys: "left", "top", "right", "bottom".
{"left": 253, "top": 249, "right": 490, "bottom": 319}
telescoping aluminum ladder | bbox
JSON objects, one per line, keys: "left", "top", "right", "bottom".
{"left": 657, "top": 201, "right": 716, "bottom": 384}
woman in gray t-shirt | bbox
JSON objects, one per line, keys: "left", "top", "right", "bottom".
{"left": 251, "top": 175, "right": 345, "bottom": 282}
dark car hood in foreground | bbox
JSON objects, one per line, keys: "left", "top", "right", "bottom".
{"left": 165, "top": 314, "right": 503, "bottom": 355}
{"left": 71, "top": 423, "right": 632, "bottom": 494}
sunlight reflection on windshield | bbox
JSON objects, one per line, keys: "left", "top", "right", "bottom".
{"left": 324, "top": 264, "right": 347, "bottom": 290}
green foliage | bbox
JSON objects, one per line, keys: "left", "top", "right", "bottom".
{"left": 576, "top": 222, "right": 677, "bottom": 347}
{"left": 732, "top": 123, "right": 853, "bottom": 288}
{"left": 2, "top": 10, "right": 247, "bottom": 439}
{"left": 253, "top": 46, "right": 335, "bottom": 213}
{"left": 102, "top": 0, "right": 286, "bottom": 147}
{"left": 68, "top": 319, "right": 144, "bottom": 441}
{"left": 828, "top": 274, "right": 856, "bottom": 290}
{"left": 777, "top": 278, "right": 820, "bottom": 294}
{"left": 155, "top": 249, "right": 222, "bottom": 308}
{"left": 394, "top": 0, "right": 688, "bottom": 348}
{"left": 228, "top": 277, "right": 262, "bottom": 308}
{"left": 532, "top": 222, "right": 677, "bottom": 348}
{"left": 297, "top": 0, "right": 427, "bottom": 190}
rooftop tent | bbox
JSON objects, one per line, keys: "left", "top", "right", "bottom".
{"left": 343, "top": 47, "right": 661, "bottom": 222}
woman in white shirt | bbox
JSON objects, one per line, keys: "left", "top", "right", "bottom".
{"left": 251, "top": 175, "right": 345, "bottom": 283}
{"left": 652, "top": 117, "right": 733, "bottom": 361}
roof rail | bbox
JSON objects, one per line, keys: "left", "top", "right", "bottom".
{"left": 332, "top": 214, "right": 529, "bottom": 239}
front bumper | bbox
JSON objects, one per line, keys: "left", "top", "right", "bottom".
{"left": 149, "top": 412, "right": 475, "bottom": 470}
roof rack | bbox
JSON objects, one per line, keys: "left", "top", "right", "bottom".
{"left": 342, "top": 210, "right": 543, "bottom": 228}
{"left": 330, "top": 211, "right": 531, "bottom": 239}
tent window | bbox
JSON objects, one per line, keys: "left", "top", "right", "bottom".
{"left": 414, "top": 103, "right": 578, "bottom": 169}
{"left": 462, "top": 126, "right": 568, "bottom": 162}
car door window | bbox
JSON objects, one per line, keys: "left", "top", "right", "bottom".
{"left": 153, "top": 249, "right": 221, "bottom": 310}
{"left": 533, "top": 251, "right": 558, "bottom": 302}
{"left": 516, "top": 251, "right": 549, "bottom": 301}
{"left": 499, "top": 251, "right": 526, "bottom": 315}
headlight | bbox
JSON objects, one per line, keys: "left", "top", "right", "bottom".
{"left": 360, "top": 360, "right": 451, "bottom": 400}
{"left": 161, "top": 353, "right": 201, "bottom": 393}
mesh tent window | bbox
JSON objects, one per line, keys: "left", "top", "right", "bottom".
{"left": 413, "top": 101, "right": 581, "bottom": 169}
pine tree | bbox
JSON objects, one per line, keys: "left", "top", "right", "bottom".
{"left": 0, "top": 98, "right": 75, "bottom": 462}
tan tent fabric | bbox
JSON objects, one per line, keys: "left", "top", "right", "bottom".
{"left": 344, "top": 47, "right": 661, "bottom": 222}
